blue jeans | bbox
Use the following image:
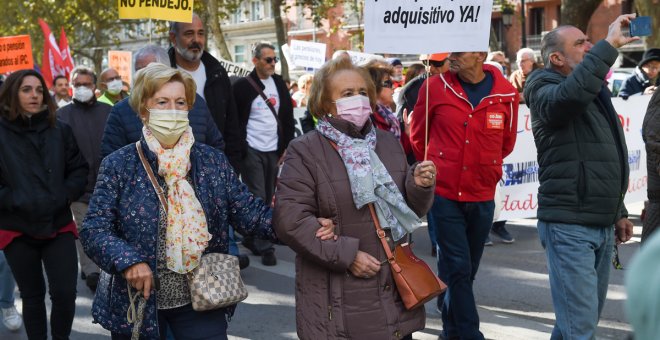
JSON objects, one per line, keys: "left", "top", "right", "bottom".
{"left": 428, "top": 210, "right": 438, "bottom": 251}
{"left": 228, "top": 227, "right": 239, "bottom": 256}
{"left": 433, "top": 195, "right": 494, "bottom": 340}
{"left": 0, "top": 251, "right": 16, "bottom": 308}
{"left": 537, "top": 221, "right": 614, "bottom": 340}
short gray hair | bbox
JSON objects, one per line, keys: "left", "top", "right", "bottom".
{"left": 169, "top": 13, "right": 201, "bottom": 35}
{"left": 70, "top": 66, "right": 97, "bottom": 84}
{"left": 487, "top": 51, "right": 506, "bottom": 62}
{"left": 253, "top": 43, "right": 275, "bottom": 59}
{"left": 516, "top": 48, "right": 536, "bottom": 68}
{"left": 541, "top": 26, "right": 571, "bottom": 67}
{"left": 134, "top": 44, "right": 170, "bottom": 70}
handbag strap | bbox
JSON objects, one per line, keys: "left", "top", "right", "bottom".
{"left": 135, "top": 142, "right": 168, "bottom": 213}
{"left": 324, "top": 138, "right": 401, "bottom": 272}
{"left": 246, "top": 76, "right": 283, "bottom": 133}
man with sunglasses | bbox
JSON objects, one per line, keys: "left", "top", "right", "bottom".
{"left": 232, "top": 43, "right": 295, "bottom": 266}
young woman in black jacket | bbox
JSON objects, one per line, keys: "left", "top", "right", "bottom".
{"left": 0, "top": 69, "right": 88, "bottom": 339}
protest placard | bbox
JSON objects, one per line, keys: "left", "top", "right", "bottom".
{"left": 364, "top": 0, "right": 493, "bottom": 54}
{"left": 217, "top": 59, "right": 252, "bottom": 77}
{"left": 0, "top": 35, "right": 34, "bottom": 74}
{"left": 118, "top": 0, "right": 193, "bottom": 22}
{"left": 346, "top": 51, "right": 382, "bottom": 66}
{"left": 497, "top": 95, "right": 650, "bottom": 221}
{"left": 108, "top": 50, "right": 133, "bottom": 85}
{"left": 290, "top": 40, "right": 326, "bottom": 69}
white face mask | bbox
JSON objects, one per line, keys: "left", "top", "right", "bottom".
{"left": 73, "top": 86, "right": 94, "bottom": 103}
{"left": 146, "top": 109, "right": 190, "bottom": 146}
{"left": 106, "top": 79, "right": 123, "bottom": 95}
{"left": 334, "top": 95, "right": 372, "bottom": 129}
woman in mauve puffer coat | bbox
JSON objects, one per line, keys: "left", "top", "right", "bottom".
{"left": 274, "top": 57, "right": 437, "bottom": 340}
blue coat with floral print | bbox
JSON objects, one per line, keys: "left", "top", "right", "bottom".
{"left": 80, "top": 138, "right": 276, "bottom": 339}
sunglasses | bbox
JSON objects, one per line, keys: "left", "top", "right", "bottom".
{"left": 262, "top": 57, "right": 279, "bottom": 64}
{"left": 381, "top": 80, "right": 393, "bottom": 89}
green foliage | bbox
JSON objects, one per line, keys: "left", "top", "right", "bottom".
{"left": 0, "top": 0, "right": 156, "bottom": 72}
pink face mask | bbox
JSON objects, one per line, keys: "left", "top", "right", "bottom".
{"left": 334, "top": 95, "right": 372, "bottom": 128}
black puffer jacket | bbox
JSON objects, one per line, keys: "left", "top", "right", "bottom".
{"left": 0, "top": 110, "right": 88, "bottom": 237}
{"left": 168, "top": 48, "right": 242, "bottom": 173}
{"left": 524, "top": 40, "right": 629, "bottom": 226}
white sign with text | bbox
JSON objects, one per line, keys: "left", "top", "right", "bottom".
{"left": 290, "top": 40, "right": 327, "bottom": 69}
{"left": 364, "top": 0, "right": 493, "bottom": 53}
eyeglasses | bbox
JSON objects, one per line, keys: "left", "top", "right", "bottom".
{"left": 262, "top": 57, "right": 279, "bottom": 64}
{"left": 381, "top": 80, "right": 393, "bottom": 89}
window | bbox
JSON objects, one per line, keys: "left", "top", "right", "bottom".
{"left": 250, "top": 1, "right": 262, "bottom": 21}
{"left": 235, "top": 45, "right": 246, "bottom": 63}
{"left": 529, "top": 7, "right": 545, "bottom": 36}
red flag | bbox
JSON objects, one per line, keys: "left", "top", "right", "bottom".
{"left": 59, "top": 27, "right": 74, "bottom": 79}
{"left": 38, "top": 18, "right": 65, "bottom": 87}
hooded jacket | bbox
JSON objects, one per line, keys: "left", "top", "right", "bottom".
{"left": 0, "top": 110, "right": 88, "bottom": 237}
{"left": 524, "top": 40, "right": 629, "bottom": 226}
{"left": 410, "top": 64, "right": 519, "bottom": 202}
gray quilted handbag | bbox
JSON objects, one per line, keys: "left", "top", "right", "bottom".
{"left": 187, "top": 253, "right": 248, "bottom": 311}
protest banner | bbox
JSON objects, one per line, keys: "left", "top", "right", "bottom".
{"left": 108, "top": 50, "right": 133, "bottom": 85}
{"left": 0, "top": 35, "right": 33, "bottom": 74}
{"left": 118, "top": 0, "right": 193, "bottom": 22}
{"left": 346, "top": 51, "right": 382, "bottom": 66}
{"left": 364, "top": 0, "right": 493, "bottom": 54}
{"left": 497, "top": 95, "right": 650, "bottom": 221}
{"left": 217, "top": 58, "right": 252, "bottom": 77}
{"left": 290, "top": 40, "right": 326, "bottom": 69}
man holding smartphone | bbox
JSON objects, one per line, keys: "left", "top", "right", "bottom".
{"left": 524, "top": 14, "right": 638, "bottom": 339}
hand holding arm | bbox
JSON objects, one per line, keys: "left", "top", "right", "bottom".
{"left": 315, "top": 217, "right": 338, "bottom": 241}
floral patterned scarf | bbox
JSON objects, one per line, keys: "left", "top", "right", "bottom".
{"left": 143, "top": 126, "right": 211, "bottom": 274}
{"left": 374, "top": 103, "right": 401, "bottom": 139}
{"left": 316, "top": 119, "right": 420, "bottom": 241}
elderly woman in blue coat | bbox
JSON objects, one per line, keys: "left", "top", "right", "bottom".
{"left": 81, "top": 63, "right": 334, "bottom": 340}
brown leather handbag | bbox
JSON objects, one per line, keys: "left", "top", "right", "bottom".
{"left": 368, "top": 204, "right": 447, "bottom": 310}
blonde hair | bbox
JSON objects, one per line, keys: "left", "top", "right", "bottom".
{"left": 297, "top": 74, "right": 314, "bottom": 90}
{"left": 307, "top": 58, "right": 377, "bottom": 119}
{"left": 129, "top": 63, "right": 196, "bottom": 117}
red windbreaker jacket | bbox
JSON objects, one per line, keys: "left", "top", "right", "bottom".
{"left": 410, "top": 64, "right": 519, "bottom": 202}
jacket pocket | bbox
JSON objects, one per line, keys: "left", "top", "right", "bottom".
{"left": 578, "top": 161, "right": 587, "bottom": 207}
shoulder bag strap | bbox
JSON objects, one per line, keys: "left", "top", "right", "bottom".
{"left": 246, "top": 76, "right": 283, "bottom": 134}
{"left": 135, "top": 142, "right": 168, "bottom": 213}
{"left": 324, "top": 138, "right": 400, "bottom": 271}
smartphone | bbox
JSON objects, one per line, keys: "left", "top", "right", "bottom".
{"left": 630, "top": 16, "right": 652, "bottom": 37}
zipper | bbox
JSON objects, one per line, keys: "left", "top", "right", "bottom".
{"left": 327, "top": 272, "right": 333, "bottom": 321}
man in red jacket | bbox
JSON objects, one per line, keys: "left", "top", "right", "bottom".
{"left": 410, "top": 52, "right": 519, "bottom": 339}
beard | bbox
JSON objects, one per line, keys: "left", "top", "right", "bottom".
{"left": 175, "top": 41, "right": 203, "bottom": 62}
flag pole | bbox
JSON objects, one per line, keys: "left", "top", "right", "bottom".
{"left": 424, "top": 58, "right": 430, "bottom": 161}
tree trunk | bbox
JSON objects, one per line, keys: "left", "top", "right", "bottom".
{"left": 271, "top": 0, "right": 290, "bottom": 82}
{"left": 561, "top": 0, "right": 602, "bottom": 32}
{"left": 207, "top": 0, "right": 233, "bottom": 61}
{"left": 635, "top": 0, "right": 660, "bottom": 48}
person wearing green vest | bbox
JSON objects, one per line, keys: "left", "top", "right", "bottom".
{"left": 97, "top": 68, "right": 128, "bottom": 106}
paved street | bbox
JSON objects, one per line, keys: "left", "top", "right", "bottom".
{"left": 1, "top": 203, "right": 643, "bottom": 339}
